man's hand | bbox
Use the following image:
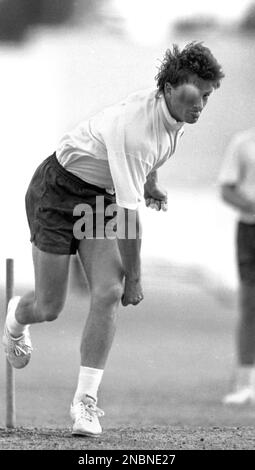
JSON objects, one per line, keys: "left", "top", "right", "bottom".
{"left": 121, "top": 277, "right": 144, "bottom": 306}
{"left": 144, "top": 182, "right": 168, "bottom": 211}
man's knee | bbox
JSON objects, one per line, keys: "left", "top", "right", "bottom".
{"left": 92, "top": 283, "right": 123, "bottom": 306}
{"left": 36, "top": 297, "right": 65, "bottom": 322}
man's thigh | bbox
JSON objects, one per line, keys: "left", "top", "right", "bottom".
{"left": 32, "top": 244, "right": 71, "bottom": 305}
{"left": 77, "top": 238, "right": 123, "bottom": 290}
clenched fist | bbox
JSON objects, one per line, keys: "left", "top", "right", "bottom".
{"left": 144, "top": 182, "right": 168, "bottom": 211}
{"left": 121, "top": 277, "right": 144, "bottom": 306}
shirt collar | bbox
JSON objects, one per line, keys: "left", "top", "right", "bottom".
{"left": 158, "top": 92, "right": 185, "bottom": 133}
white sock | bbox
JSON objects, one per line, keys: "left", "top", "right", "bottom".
{"left": 6, "top": 297, "right": 27, "bottom": 337}
{"left": 73, "top": 366, "right": 104, "bottom": 404}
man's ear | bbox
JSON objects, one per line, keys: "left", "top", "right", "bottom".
{"left": 164, "top": 82, "right": 172, "bottom": 96}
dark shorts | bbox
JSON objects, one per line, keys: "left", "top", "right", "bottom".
{"left": 25, "top": 153, "right": 116, "bottom": 254}
{"left": 237, "top": 222, "right": 255, "bottom": 284}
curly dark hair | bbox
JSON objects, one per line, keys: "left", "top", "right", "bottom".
{"left": 155, "top": 42, "right": 224, "bottom": 92}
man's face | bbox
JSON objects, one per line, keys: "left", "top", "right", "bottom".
{"left": 164, "top": 76, "right": 214, "bottom": 124}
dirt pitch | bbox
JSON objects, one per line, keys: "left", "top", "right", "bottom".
{"left": 0, "top": 425, "right": 254, "bottom": 450}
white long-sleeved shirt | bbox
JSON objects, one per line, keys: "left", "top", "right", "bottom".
{"left": 56, "top": 88, "right": 184, "bottom": 210}
{"left": 218, "top": 128, "right": 255, "bottom": 224}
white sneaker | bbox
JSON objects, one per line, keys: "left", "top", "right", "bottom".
{"left": 222, "top": 386, "right": 255, "bottom": 405}
{"left": 2, "top": 296, "right": 32, "bottom": 369}
{"left": 70, "top": 395, "right": 104, "bottom": 437}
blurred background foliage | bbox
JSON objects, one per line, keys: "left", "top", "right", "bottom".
{"left": 0, "top": 0, "right": 255, "bottom": 43}
{"left": 0, "top": 0, "right": 109, "bottom": 41}
{"left": 174, "top": 1, "right": 255, "bottom": 35}
{"left": 173, "top": 16, "right": 218, "bottom": 35}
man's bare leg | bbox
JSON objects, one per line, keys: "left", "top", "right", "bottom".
{"left": 237, "top": 283, "right": 255, "bottom": 365}
{"left": 70, "top": 238, "right": 123, "bottom": 436}
{"left": 78, "top": 238, "right": 123, "bottom": 369}
{"left": 223, "top": 282, "right": 255, "bottom": 405}
{"left": 3, "top": 244, "right": 71, "bottom": 368}
{"left": 15, "top": 244, "right": 71, "bottom": 325}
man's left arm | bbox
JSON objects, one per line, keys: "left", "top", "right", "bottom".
{"left": 144, "top": 170, "right": 168, "bottom": 211}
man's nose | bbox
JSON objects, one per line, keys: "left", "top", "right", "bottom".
{"left": 193, "top": 98, "right": 203, "bottom": 111}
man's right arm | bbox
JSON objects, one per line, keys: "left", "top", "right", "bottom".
{"left": 221, "top": 184, "right": 255, "bottom": 214}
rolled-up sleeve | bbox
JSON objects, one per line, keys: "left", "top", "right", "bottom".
{"left": 108, "top": 152, "right": 150, "bottom": 210}
{"left": 104, "top": 114, "right": 151, "bottom": 210}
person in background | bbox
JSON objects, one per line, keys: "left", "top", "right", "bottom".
{"left": 219, "top": 129, "right": 255, "bottom": 405}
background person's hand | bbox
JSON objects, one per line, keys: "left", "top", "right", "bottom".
{"left": 121, "top": 277, "right": 144, "bottom": 306}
